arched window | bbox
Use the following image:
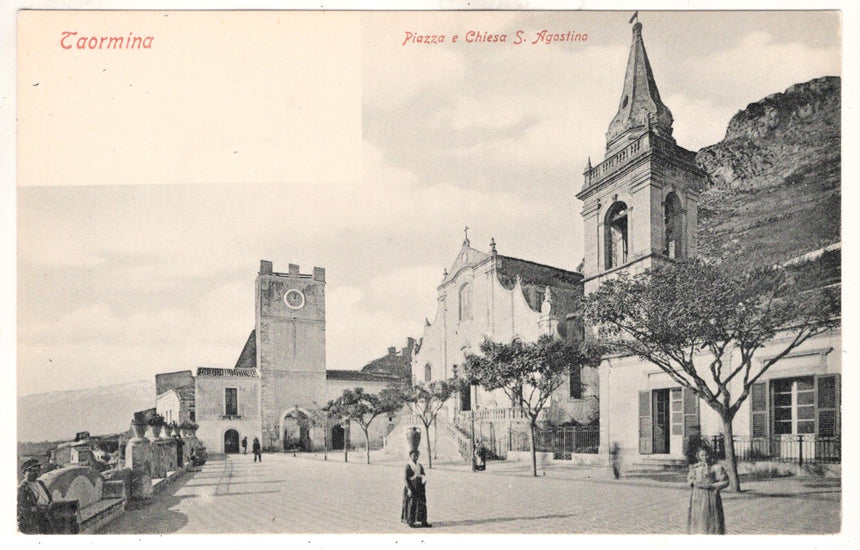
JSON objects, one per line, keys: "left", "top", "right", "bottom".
{"left": 424, "top": 363, "right": 432, "bottom": 382}
{"left": 604, "top": 202, "right": 629, "bottom": 269}
{"left": 664, "top": 193, "right": 683, "bottom": 259}
{"left": 459, "top": 283, "right": 473, "bottom": 321}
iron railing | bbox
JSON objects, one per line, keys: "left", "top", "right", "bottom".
{"left": 700, "top": 434, "right": 840, "bottom": 465}
{"left": 509, "top": 426, "right": 600, "bottom": 457}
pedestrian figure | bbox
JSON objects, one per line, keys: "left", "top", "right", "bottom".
{"left": 241, "top": 437, "right": 248, "bottom": 455}
{"left": 401, "top": 450, "right": 431, "bottom": 528}
{"left": 252, "top": 437, "right": 262, "bottom": 462}
{"left": 473, "top": 445, "right": 486, "bottom": 471}
{"left": 687, "top": 447, "right": 729, "bottom": 534}
{"left": 17, "top": 459, "right": 53, "bottom": 534}
{"left": 609, "top": 442, "right": 621, "bottom": 479}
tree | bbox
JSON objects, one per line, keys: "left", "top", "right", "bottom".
{"left": 462, "top": 335, "right": 603, "bottom": 477}
{"left": 324, "top": 386, "right": 406, "bottom": 464}
{"left": 583, "top": 258, "right": 839, "bottom": 491}
{"left": 400, "top": 378, "right": 457, "bottom": 469}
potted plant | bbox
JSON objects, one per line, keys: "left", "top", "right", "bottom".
{"left": 147, "top": 414, "right": 166, "bottom": 439}
{"left": 131, "top": 417, "right": 148, "bottom": 440}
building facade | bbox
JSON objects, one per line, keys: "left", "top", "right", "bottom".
{"left": 582, "top": 22, "right": 841, "bottom": 468}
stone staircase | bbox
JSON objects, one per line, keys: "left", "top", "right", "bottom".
{"left": 383, "top": 414, "right": 472, "bottom": 464}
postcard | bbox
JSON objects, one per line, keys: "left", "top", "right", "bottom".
{"left": 9, "top": 3, "right": 857, "bottom": 547}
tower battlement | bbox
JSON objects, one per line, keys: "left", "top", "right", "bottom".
{"left": 259, "top": 259, "right": 325, "bottom": 282}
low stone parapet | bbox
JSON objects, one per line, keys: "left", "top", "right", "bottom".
{"left": 37, "top": 466, "right": 126, "bottom": 534}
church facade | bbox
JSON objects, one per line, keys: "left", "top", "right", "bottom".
{"left": 156, "top": 260, "right": 409, "bottom": 454}
{"left": 411, "top": 234, "right": 599, "bottom": 449}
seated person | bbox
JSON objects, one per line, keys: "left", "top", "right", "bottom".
{"left": 17, "top": 459, "right": 52, "bottom": 534}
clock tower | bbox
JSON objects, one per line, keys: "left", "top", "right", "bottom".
{"left": 255, "top": 259, "right": 327, "bottom": 440}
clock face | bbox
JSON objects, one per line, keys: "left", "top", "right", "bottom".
{"left": 284, "top": 289, "right": 305, "bottom": 309}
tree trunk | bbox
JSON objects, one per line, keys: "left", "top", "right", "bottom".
{"left": 721, "top": 414, "right": 741, "bottom": 492}
{"left": 423, "top": 421, "right": 433, "bottom": 469}
{"left": 529, "top": 421, "right": 538, "bottom": 477}
{"left": 363, "top": 426, "right": 371, "bottom": 464}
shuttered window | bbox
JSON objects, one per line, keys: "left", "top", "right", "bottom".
{"left": 816, "top": 374, "right": 840, "bottom": 437}
{"left": 750, "top": 382, "right": 769, "bottom": 438}
{"left": 671, "top": 388, "right": 683, "bottom": 435}
{"left": 225, "top": 387, "right": 238, "bottom": 416}
{"left": 682, "top": 387, "right": 700, "bottom": 438}
{"left": 639, "top": 390, "right": 653, "bottom": 454}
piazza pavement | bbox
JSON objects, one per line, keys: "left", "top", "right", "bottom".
{"left": 99, "top": 450, "right": 841, "bottom": 535}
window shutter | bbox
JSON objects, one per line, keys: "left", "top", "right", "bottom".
{"left": 682, "top": 387, "right": 700, "bottom": 438}
{"left": 639, "top": 390, "right": 653, "bottom": 454}
{"left": 815, "top": 374, "right": 840, "bottom": 437}
{"left": 750, "top": 382, "right": 769, "bottom": 438}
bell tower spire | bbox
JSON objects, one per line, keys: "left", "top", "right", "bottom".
{"left": 605, "top": 19, "right": 674, "bottom": 157}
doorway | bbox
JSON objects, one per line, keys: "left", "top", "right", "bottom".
{"left": 224, "top": 429, "right": 240, "bottom": 454}
{"left": 331, "top": 425, "right": 345, "bottom": 450}
{"left": 652, "top": 389, "right": 670, "bottom": 454}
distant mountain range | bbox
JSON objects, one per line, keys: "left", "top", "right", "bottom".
{"left": 696, "top": 76, "right": 840, "bottom": 265}
{"left": 18, "top": 379, "right": 154, "bottom": 442}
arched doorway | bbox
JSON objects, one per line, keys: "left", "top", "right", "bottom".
{"left": 331, "top": 424, "right": 345, "bottom": 450}
{"left": 224, "top": 429, "right": 240, "bottom": 454}
{"left": 282, "top": 410, "right": 311, "bottom": 451}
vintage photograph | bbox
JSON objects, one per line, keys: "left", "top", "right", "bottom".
{"left": 12, "top": 6, "right": 851, "bottom": 540}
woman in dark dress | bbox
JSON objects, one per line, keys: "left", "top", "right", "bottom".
{"left": 401, "top": 450, "right": 431, "bottom": 528}
{"left": 687, "top": 447, "right": 730, "bottom": 534}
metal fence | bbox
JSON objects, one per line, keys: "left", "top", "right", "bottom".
{"left": 509, "top": 426, "right": 600, "bottom": 458}
{"left": 701, "top": 434, "right": 840, "bottom": 466}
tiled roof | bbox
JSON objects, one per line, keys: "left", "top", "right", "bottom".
{"left": 358, "top": 340, "right": 414, "bottom": 380}
{"left": 325, "top": 370, "right": 402, "bottom": 383}
{"left": 495, "top": 255, "right": 584, "bottom": 312}
{"left": 234, "top": 330, "right": 257, "bottom": 369}
{"left": 495, "top": 255, "right": 583, "bottom": 290}
{"left": 196, "top": 367, "right": 259, "bottom": 378}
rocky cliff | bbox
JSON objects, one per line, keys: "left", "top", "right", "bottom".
{"left": 695, "top": 76, "right": 840, "bottom": 265}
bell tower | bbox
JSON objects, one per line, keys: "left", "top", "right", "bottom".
{"left": 577, "top": 19, "right": 707, "bottom": 294}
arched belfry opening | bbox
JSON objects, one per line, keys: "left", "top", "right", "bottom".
{"left": 663, "top": 192, "right": 683, "bottom": 259}
{"left": 605, "top": 202, "right": 629, "bottom": 269}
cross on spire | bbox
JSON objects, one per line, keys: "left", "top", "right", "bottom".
{"left": 463, "top": 225, "right": 470, "bottom": 246}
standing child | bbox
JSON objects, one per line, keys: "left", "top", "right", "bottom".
{"left": 687, "top": 447, "right": 729, "bottom": 534}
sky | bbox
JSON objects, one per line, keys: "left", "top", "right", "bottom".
{"left": 14, "top": 9, "right": 843, "bottom": 396}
